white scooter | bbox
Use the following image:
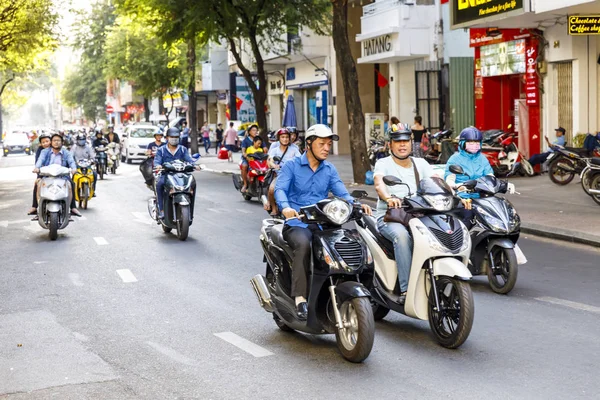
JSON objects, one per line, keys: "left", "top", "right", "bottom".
{"left": 36, "top": 164, "right": 73, "bottom": 240}
{"left": 355, "top": 176, "right": 475, "bottom": 349}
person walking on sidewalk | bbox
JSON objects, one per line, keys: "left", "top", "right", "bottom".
{"left": 180, "top": 120, "right": 190, "bottom": 149}
{"left": 223, "top": 122, "right": 237, "bottom": 163}
{"left": 215, "top": 123, "right": 224, "bottom": 154}
{"left": 411, "top": 115, "right": 428, "bottom": 158}
{"left": 201, "top": 122, "right": 211, "bottom": 154}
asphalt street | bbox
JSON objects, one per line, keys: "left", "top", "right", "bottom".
{"left": 0, "top": 153, "right": 599, "bottom": 399}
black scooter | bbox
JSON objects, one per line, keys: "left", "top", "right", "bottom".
{"left": 148, "top": 159, "right": 198, "bottom": 241}
{"left": 449, "top": 165, "right": 523, "bottom": 294}
{"left": 251, "top": 196, "right": 375, "bottom": 363}
{"left": 95, "top": 144, "right": 108, "bottom": 180}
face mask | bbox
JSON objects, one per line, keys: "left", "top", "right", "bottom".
{"left": 168, "top": 137, "right": 179, "bottom": 146}
{"left": 465, "top": 142, "right": 481, "bottom": 154}
{"left": 77, "top": 140, "right": 86, "bottom": 147}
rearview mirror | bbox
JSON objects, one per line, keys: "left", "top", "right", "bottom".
{"left": 449, "top": 165, "right": 465, "bottom": 175}
{"left": 462, "top": 179, "right": 477, "bottom": 190}
{"left": 350, "top": 190, "right": 369, "bottom": 199}
{"left": 383, "top": 175, "right": 403, "bottom": 186}
{"left": 273, "top": 156, "right": 282, "bottom": 163}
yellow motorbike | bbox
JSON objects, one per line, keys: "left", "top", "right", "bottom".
{"left": 73, "top": 159, "right": 95, "bottom": 209}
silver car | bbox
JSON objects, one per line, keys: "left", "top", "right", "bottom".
{"left": 120, "top": 125, "right": 160, "bottom": 163}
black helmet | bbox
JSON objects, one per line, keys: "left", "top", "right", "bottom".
{"left": 95, "top": 128, "right": 103, "bottom": 135}
{"left": 286, "top": 126, "right": 298, "bottom": 134}
{"left": 388, "top": 124, "right": 412, "bottom": 141}
{"left": 166, "top": 127, "right": 180, "bottom": 138}
{"left": 51, "top": 133, "right": 63, "bottom": 142}
{"left": 39, "top": 132, "right": 52, "bottom": 141}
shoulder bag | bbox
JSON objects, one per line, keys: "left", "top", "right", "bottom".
{"left": 383, "top": 158, "right": 420, "bottom": 225}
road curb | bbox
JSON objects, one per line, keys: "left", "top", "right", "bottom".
{"left": 520, "top": 223, "right": 600, "bottom": 248}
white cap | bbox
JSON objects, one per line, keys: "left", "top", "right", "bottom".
{"left": 305, "top": 124, "right": 339, "bottom": 141}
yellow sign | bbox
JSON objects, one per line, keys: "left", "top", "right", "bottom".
{"left": 568, "top": 15, "right": 600, "bottom": 35}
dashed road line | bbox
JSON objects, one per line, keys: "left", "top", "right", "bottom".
{"left": 535, "top": 296, "right": 600, "bottom": 314}
{"left": 94, "top": 237, "right": 109, "bottom": 245}
{"left": 214, "top": 332, "right": 274, "bottom": 358}
{"left": 206, "top": 208, "right": 224, "bottom": 214}
{"left": 235, "top": 209, "right": 253, "bottom": 214}
{"left": 116, "top": 269, "right": 137, "bottom": 283}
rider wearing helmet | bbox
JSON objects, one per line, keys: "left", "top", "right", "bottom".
{"left": 264, "top": 128, "right": 302, "bottom": 216}
{"left": 28, "top": 132, "right": 54, "bottom": 215}
{"left": 240, "top": 124, "right": 266, "bottom": 193}
{"left": 71, "top": 132, "right": 98, "bottom": 195}
{"left": 274, "top": 124, "right": 372, "bottom": 320}
{"left": 147, "top": 130, "right": 165, "bottom": 156}
{"left": 373, "top": 123, "right": 437, "bottom": 304}
{"left": 105, "top": 124, "right": 120, "bottom": 144}
{"left": 92, "top": 128, "right": 106, "bottom": 148}
{"left": 153, "top": 127, "right": 195, "bottom": 219}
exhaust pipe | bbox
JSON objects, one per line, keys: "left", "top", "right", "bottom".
{"left": 589, "top": 189, "right": 600, "bottom": 195}
{"left": 250, "top": 274, "right": 274, "bottom": 313}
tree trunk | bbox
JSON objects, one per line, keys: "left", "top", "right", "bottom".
{"left": 143, "top": 97, "right": 150, "bottom": 122}
{"left": 158, "top": 94, "right": 164, "bottom": 117}
{"left": 0, "top": 98, "right": 3, "bottom": 136}
{"left": 332, "top": 0, "right": 369, "bottom": 184}
{"left": 187, "top": 36, "right": 199, "bottom": 154}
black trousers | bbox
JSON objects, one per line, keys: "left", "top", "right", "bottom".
{"left": 283, "top": 224, "right": 318, "bottom": 298}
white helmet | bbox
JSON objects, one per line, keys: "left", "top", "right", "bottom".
{"left": 305, "top": 124, "right": 339, "bottom": 141}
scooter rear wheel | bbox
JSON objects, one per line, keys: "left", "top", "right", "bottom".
{"left": 428, "top": 277, "right": 474, "bottom": 349}
{"left": 549, "top": 158, "right": 575, "bottom": 185}
{"left": 590, "top": 174, "right": 600, "bottom": 206}
{"left": 487, "top": 247, "right": 518, "bottom": 294}
{"left": 335, "top": 297, "right": 374, "bottom": 363}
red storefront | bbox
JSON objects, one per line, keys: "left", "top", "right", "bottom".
{"left": 470, "top": 28, "right": 541, "bottom": 158}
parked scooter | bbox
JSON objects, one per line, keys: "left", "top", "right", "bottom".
{"left": 232, "top": 152, "right": 269, "bottom": 201}
{"left": 482, "top": 133, "right": 534, "bottom": 177}
{"left": 368, "top": 139, "right": 388, "bottom": 169}
{"left": 73, "top": 159, "right": 95, "bottom": 210}
{"left": 107, "top": 142, "right": 120, "bottom": 174}
{"left": 95, "top": 143, "right": 108, "bottom": 180}
{"left": 424, "top": 129, "right": 454, "bottom": 164}
{"left": 36, "top": 164, "right": 73, "bottom": 240}
{"left": 547, "top": 146, "right": 593, "bottom": 185}
{"left": 584, "top": 158, "right": 600, "bottom": 205}
{"left": 252, "top": 196, "right": 375, "bottom": 362}
{"left": 355, "top": 176, "right": 475, "bottom": 349}
{"left": 448, "top": 165, "right": 524, "bottom": 294}
{"left": 147, "top": 158, "right": 199, "bottom": 241}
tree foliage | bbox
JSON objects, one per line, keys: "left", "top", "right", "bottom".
{"left": 61, "top": 0, "right": 115, "bottom": 121}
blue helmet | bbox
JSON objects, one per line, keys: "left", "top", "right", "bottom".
{"left": 458, "top": 127, "right": 482, "bottom": 152}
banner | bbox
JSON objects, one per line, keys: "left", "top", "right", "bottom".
{"left": 568, "top": 15, "right": 600, "bottom": 36}
{"left": 525, "top": 41, "right": 538, "bottom": 106}
{"left": 452, "top": 0, "right": 524, "bottom": 29}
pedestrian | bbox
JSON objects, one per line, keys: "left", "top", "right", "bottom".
{"left": 201, "top": 122, "right": 211, "bottom": 154}
{"left": 411, "top": 115, "right": 428, "bottom": 158}
{"left": 180, "top": 120, "right": 190, "bottom": 149}
{"left": 383, "top": 113, "right": 389, "bottom": 133}
{"left": 215, "top": 123, "right": 224, "bottom": 154}
{"left": 224, "top": 122, "right": 238, "bottom": 163}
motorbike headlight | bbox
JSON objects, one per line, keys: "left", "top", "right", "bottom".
{"left": 506, "top": 203, "right": 521, "bottom": 232}
{"left": 415, "top": 225, "right": 447, "bottom": 253}
{"left": 365, "top": 246, "right": 373, "bottom": 264}
{"left": 322, "top": 199, "right": 352, "bottom": 225}
{"left": 476, "top": 206, "right": 507, "bottom": 233}
{"left": 459, "top": 223, "right": 470, "bottom": 253}
{"left": 423, "top": 194, "right": 453, "bottom": 212}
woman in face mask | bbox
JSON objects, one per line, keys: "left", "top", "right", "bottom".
{"left": 444, "top": 127, "right": 494, "bottom": 227}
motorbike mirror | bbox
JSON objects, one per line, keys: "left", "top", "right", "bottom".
{"left": 462, "top": 179, "right": 477, "bottom": 190}
{"left": 383, "top": 175, "right": 403, "bottom": 186}
{"left": 350, "top": 189, "right": 369, "bottom": 199}
{"left": 449, "top": 165, "right": 465, "bottom": 175}
{"left": 273, "top": 156, "right": 282, "bottom": 163}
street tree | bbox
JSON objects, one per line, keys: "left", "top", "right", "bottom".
{"left": 62, "top": 0, "right": 115, "bottom": 122}
{"left": 104, "top": 14, "right": 189, "bottom": 122}
{"left": 331, "top": 0, "right": 369, "bottom": 183}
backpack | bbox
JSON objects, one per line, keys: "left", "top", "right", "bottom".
{"left": 583, "top": 133, "right": 599, "bottom": 152}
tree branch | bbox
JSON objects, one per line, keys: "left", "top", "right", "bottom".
{"left": 0, "top": 73, "right": 16, "bottom": 98}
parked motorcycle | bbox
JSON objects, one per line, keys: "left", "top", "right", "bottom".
{"left": 547, "top": 146, "right": 589, "bottom": 185}
{"left": 424, "top": 129, "right": 454, "bottom": 165}
{"left": 36, "top": 164, "right": 73, "bottom": 240}
{"left": 355, "top": 176, "right": 475, "bottom": 349}
{"left": 585, "top": 158, "right": 600, "bottom": 205}
{"left": 368, "top": 139, "right": 388, "bottom": 168}
{"left": 482, "top": 133, "right": 534, "bottom": 177}
{"left": 252, "top": 196, "right": 375, "bottom": 362}
{"left": 107, "top": 142, "right": 120, "bottom": 174}
{"left": 148, "top": 159, "right": 198, "bottom": 241}
{"left": 448, "top": 165, "right": 524, "bottom": 294}
{"left": 232, "top": 152, "right": 269, "bottom": 201}
{"left": 95, "top": 144, "right": 108, "bottom": 180}
{"left": 73, "top": 159, "right": 95, "bottom": 210}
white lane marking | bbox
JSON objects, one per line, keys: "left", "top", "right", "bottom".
{"left": 0, "top": 219, "right": 30, "bottom": 227}
{"left": 214, "top": 332, "right": 274, "bottom": 358}
{"left": 207, "top": 208, "right": 223, "bottom": 214}
{"left": 33, "top": 261, "right": 47, "bottom": 265}
{"left": 236, "top": 209, "right": 253, "bottom": 214}
{"left": 68, "top": 273, "right": 84, "bottom": 287}
{"left": 0, "top": 221, "right": 7, "bottom": 228}
{"left": 132, "top": 211, "right": 152, "bottom": 225}
{"left": 146, "top": 341, "right": 198, "bottom": 366}
{"left": 535, "top": 296, "right": 600, "bottom": 314}
{"left": 94, "top": 237, "right": 109, "bottom": 246}
{"left": 116, "top": 269, "right": 138, "bottom": 283}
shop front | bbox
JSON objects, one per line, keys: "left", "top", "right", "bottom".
{"left": 285, "top": 59, "right": 329, "bottom": 130}
{"left": 470, "top": 28, "right": 541, "bottom": 158}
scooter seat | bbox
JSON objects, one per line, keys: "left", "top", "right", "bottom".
{"left": 269, "top": 224, "right": 294, "bottom": 258}
{"left": 363, "top": 216, "right": 395, "bottom": 256}
{"left": 590, "top": 157, "right": 600, "bottom": 166}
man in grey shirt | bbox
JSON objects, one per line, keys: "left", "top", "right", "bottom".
{"left": 70, "top": 132, "right": 97, "bottom": 194}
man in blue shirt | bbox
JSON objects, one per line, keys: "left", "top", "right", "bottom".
{"left": 528, "top": 127, "right": 567, "bottom": 167}
{"left": 154, "top": 128, "right": 195, "bottom": 219}
{"left": 275, "top": 124, "right": 372, "bottom": 320}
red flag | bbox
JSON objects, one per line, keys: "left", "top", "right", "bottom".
{"left": 225, "top": 104, "right": 230, "bottom": 120}
{"left": 235, "top": 96, "right": 243, "bottom": 111}
{"left": 375, "top": 69, "right": 388, "bottom": 88}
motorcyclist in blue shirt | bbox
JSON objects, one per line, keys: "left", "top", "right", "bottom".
{"left": 153, "top": 127, "right": 195, "bottom": 219}
{"left": 444, "top": 127, "right": 514, "bottom": 227}
{"left": 275, "top": 124, "right": 372, "bottom": 320}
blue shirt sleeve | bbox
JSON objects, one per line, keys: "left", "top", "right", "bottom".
{"left": 181, "top": 147, "right": 194, "bottom": 163}
{"left": 275, "top": 161, "right": 294, "bottom": 210}
{"left": 35, "top": 149, "right": 48, "bottom": 169}
{"left": 328, "top": 165, "right": 353, "bottom": 202}
{"left": 154, "top": 147, "right": 163, "bottom": 168}
{"left": 481, "top": 155, "right": 493, "bottom": 176}
{"left": 65, "top": 151, "right": 77, "bottom": 169}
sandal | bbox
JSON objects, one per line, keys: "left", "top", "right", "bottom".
{"left": 27, "top": 208, "right": 37, "bottom": 215}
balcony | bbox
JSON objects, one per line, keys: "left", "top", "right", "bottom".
{"left": 263, "top": 28, "right": 330, "bottom": 65}
{"left": 356, "top": 0, "right": 436, "bottom": 64}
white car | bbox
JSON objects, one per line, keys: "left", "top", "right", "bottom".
{"left": 120, "top": 125, "right": 160, "bottom": 163}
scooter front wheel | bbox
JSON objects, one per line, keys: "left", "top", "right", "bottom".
{"left": 487, "top": 247, "right": 518, "bottom": 294}
{"left": 549, "top": 158, "right": 575, "bottom": 185}
{"left": 520, "top": 159, "right": 535, "bottom": 176}
{"left": 590, "top": 174, "right": 600, "bottom": 205}
{"left": 48, "top": 212, "right": 59, "bottom": 241}
{"left": 335, "top": 297, "right": 374, "bottom": 363}
{"left": 176, "top": 204, "right": 190, "bottom": 241}
{"left": 428, "top": 277, "right": 474, "bottom": 349}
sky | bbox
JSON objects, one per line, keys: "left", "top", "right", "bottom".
{"left": 54, "top": 0, "right": 93, "bottom": 80}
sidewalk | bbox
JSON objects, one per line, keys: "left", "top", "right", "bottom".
{"left": 201, "top": 152, "right": 600, "bottom": 247}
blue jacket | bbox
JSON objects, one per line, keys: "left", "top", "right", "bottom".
{"left": 444, "top": 146, "right": 493, "bottom": 199}
{"left": 154, "top": 144, "right": 194, "bottom": 168}
{"left": 35, "top": 148, "right": 77, "bottom": 170}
